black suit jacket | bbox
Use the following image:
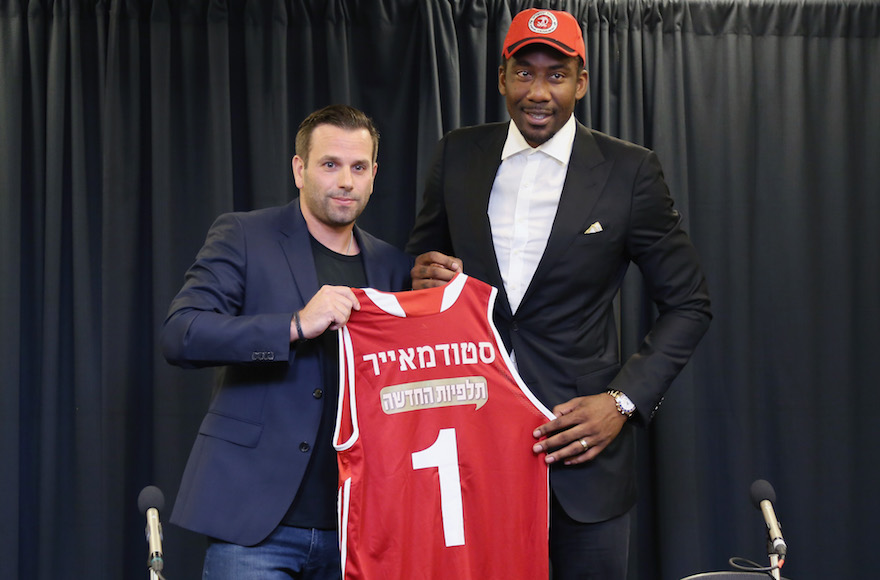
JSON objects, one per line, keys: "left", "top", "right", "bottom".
{"left": 162, "top": 199, "right": 412, "bottom": 545}
{"left": 407, "top": 121, "right": 711, "bottom": 522}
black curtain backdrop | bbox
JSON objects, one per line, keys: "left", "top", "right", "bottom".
{"left": 2, "top": 0, "right": 879, "bottom": 578}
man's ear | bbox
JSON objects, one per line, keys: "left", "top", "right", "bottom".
{"left": 292, "top": 155, "right": 305, "bottom": 189}
{"left": 576, "top": 69, "right": 589, "bottom": 100}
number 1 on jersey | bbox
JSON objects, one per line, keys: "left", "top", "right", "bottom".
{"left": 411, "top": 428, "right": 465, "bottom": 547}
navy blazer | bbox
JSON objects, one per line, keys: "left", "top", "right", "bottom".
{"left": 407, "top": 121, "right": 711, "bottom": 522}
{"left": 162, "top": 199, "right": 412, "bottom": 545}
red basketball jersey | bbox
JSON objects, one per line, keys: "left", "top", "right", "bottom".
{"left": 334, "top": 274, "right": 554, "bottom": 579}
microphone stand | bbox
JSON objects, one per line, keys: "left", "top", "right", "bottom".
{"left": 765, "top": 533, "right": 783, "bottom": 580}
{"left": 769, "top": 553, "right": 781, "bottom": 580}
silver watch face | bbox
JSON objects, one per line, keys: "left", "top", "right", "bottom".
{"left": 614, "top": 391, "right": 635, "bottom": 414}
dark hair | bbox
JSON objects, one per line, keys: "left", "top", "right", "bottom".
{"left": 295, "top": 104, "right": 380, "bottom": 165}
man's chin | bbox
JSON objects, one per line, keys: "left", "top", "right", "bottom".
{"left": 329, "top": 209, "right": 362, "bottom": 227}
{"left": 521, "top": 128, "right": 552, "bottom": 148}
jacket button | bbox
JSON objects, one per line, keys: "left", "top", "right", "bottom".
{"left": 313, "top": 388, "right": 323, "bottom": 399}
{"left": 299, "top": 442, "right": 311, "bottom": 453}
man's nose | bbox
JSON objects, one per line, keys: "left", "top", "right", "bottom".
{"left": 527, "top": 77, "right": 551, "bottom": 101}
{"left": 337, "top": 167, "right": 354, "bottom": 189}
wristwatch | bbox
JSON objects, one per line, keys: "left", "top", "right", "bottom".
{"left": 607, "top": 389, "right": 636, "bottom": 418}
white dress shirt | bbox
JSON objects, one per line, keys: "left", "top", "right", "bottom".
{"left": 488, "top": 115, "right": 576, "bottom": 314}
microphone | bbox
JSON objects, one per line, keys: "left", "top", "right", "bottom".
{"left": 749, "top": 479, "right": 786, "bottom": 557}
{"left": 138, "top": 486, "right": 165, "bottom": 573}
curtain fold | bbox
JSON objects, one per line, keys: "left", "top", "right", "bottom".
{"left": 2, "top": 1, "right": 878, "bottom": 578}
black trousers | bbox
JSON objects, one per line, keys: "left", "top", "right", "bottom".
{"left": 549, "top": 493, "right": 631, "bottom": 580}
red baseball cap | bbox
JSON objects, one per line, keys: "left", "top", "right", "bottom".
{"left": 502, "top": 9, "right": 585, "bottom": 65}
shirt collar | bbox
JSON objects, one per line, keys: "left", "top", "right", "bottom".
{"left": 500, "top": 114, "right": 577, "bottom": 165}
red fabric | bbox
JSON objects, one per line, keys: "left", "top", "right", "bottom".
{"left": 335, "top": 274, "right": 553, "bottom": 579}
{"left": 502, "top": 8, "right": 586, "bottom": 64}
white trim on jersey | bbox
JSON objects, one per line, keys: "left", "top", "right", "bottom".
{"left": 485, "top": 283, "right": 556, "bottom": 421}
{"left": 338, "top": 477, "right": 352, "bottom": 572}
{"left": 439, "top": 272, "right": 468, "bottom": 312}
{"left": 361, "top": 287, "right": 408, "bottom": 317}
{"left": 361, "top": 272, "right": 469, "bottom": 317}
{"left": 333, "top": 328, "right": 359, "bottom": 451}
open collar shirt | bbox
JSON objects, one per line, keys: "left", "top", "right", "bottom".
{"left": 487, "top": 115, "right": 576, "bottom": 314}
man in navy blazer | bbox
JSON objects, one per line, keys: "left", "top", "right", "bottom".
{"left": 162, "top": 105, "right": 412, "bottom": 578}
{"left": 407, "top": 9, "right": 711, "bottom": 579}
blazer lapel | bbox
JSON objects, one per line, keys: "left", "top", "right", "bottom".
{"left": 519, "top": 124, "right": 612, "bottom": 308}
{"left": 462, "top": 125, "right": 513, "bottom": 314}
{"left": 355, "top": 226, "right": 384, "bottom": 288}
{"left": 278, "top": 199, "right": 320, "bottom": 306}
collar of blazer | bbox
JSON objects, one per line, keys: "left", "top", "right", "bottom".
{"left": 278, "top": 198, "right": 387, "bottom": 305}
{"left": 490, "top": 121, "right": 612, "bottom": 313}
{"left": 278, "top": 199, "right": 320, "bottom": 306}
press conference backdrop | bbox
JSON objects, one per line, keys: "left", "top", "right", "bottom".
{"left": 2, "top": 0, "right": 878, "bottom": 578}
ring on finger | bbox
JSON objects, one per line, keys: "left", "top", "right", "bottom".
{"left": 579, "top": 438, "right": 589, "bottom": 451}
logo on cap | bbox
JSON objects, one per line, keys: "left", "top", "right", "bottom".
{"left": 528, "top": 10, "right": 558, "bottom": 34}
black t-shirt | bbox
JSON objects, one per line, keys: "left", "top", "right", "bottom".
{"left": 282, "top": 235, "right": 366, "bottom": 529}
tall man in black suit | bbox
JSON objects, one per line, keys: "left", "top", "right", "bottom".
{"left": 407, "top": 9, "right": 711, "bottom": 579}
{"left": 162, "top": 104, "right": 412, "bottom": 579}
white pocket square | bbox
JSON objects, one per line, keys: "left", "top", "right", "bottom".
{"left": 584, "top": 221, "right": 603, "bottom": 234}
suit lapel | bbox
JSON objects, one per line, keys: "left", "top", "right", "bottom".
{"left": 355, "top": 227, "right": 384, "bottom": 288}
{"left": 519, "top": 124, "right": 612, "bottom": 308}
{"left": 278, "top": 202, "right": 388, "bottom": 298}
{"left": 278, "top": 199, "right": 320, "bottom": 306}
{"left": 462, "top": 125, "right": 513, "bottom": 314}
